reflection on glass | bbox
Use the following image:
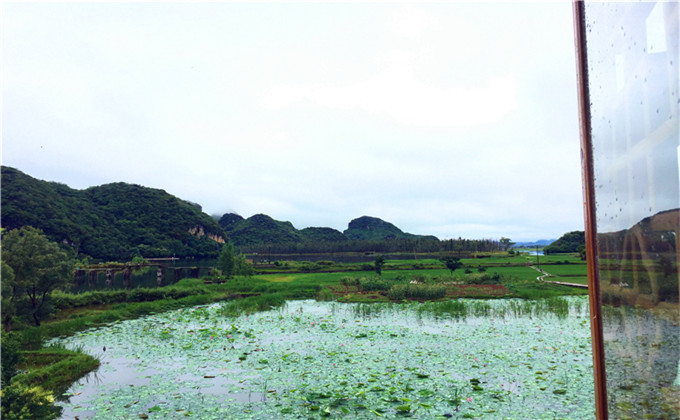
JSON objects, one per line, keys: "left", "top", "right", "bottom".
{"left": 584, "top": 1, "right": 679, "bottom": 418}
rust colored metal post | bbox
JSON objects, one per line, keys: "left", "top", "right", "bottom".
{"left": 572, "top": 1, "right": 608, "bottom": 418}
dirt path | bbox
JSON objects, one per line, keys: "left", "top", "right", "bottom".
{"left": 529, "top": 265, "right": 588, "bottom": 289}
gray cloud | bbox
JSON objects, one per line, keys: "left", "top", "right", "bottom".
{"left": 2, "top": 2, "right": 583, "bottom": 241}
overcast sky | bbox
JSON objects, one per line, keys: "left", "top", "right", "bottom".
{"left": 2, "top": 2, "right": 584, "bottom": 242}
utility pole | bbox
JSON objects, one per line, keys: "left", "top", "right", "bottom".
{"left": 535, "top": 245, "right": 540, "bottom": 270}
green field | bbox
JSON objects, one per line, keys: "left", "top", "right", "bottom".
{"left": 538, "top": 262, "right": 588, "bottom": 285}
{"left": 257, "top": 265, "right": 572, "bottom": 297}
{"left": 551, "top": 276, "right": 589, "bottom": 285}
{"left": 257, "top": 251, "right": 586, "bottom": 274}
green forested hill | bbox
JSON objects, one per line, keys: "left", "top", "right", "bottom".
{"left": 344, "top": 216, "right": 421, "bottom": 240}
{"left": 1, "top": 167, "right": 225, "bottom": 260}
{"left": 544, "top": 231, "right": 585, "bottom": 254}
{"left": 224, "top": 214, "right": 302, "bottom": 246}
{"left": 218, "top": 213, "right": 435, "bottom": 248}
{"left": 299, "top": 227, "right": 348, "bottom": 242}
{"left": 3, "top": 166, "right": 502, "bottom": 259}
{"left": 218, "top": 213, "right": 245, "bottom": 231}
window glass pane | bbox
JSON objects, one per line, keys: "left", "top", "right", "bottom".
{"left": 584, "top": 2, "right": 679, "bottom": 418}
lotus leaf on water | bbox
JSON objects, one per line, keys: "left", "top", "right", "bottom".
{"left": 52, "top": 297, "right": 595, "bottom": 419}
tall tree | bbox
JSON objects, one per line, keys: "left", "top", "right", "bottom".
{"left": 499, "top": 237, "right": 514, "bottom": 251}
{"left": 233, "top": 254, "right": 255, "bottom": 276}
{"left": 374, "top": 255, "right": 385, "bottom": 277}
{"left": 441, "top": 256, "right": 463, "bottom": 278}
{"left": 1, "top": 227, "right": 72, "bottom": 327}
{"left": 1, "top": 261, "right": 17, "bottom": 332}
{"left": 217, "top": 242, "right": 236, "bottom": 278}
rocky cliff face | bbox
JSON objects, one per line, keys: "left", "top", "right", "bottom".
{"left": 188, "top": 225, "right": 225, "bottom": 243}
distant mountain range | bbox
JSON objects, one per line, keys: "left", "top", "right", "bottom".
{"left": 512, "top": 239, "right": 556, "bottom": 248}
{"left": 1, "top": 167, "right": 438, "bottom": 260}
{"left": 216, "top": 213, "right": 438, "bottom": 247}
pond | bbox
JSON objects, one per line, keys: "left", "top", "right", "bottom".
{"left": 52, "top": 298, "right": 596, "bottom": 419}
{"left": 516, "top": 249, "right": 544, "bottom": 256}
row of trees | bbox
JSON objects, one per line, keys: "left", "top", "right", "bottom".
{"left": 241, "top": 237, "right": 513, "bottom": 255}
{"left": 371, "top": 255, "right": 463, "bottom": 278}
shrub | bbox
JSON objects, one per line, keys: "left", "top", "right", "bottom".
{"left": 387, "top": 284, "right": 446, "bottom": 301}
{"left": 341, "top": 277, "right": 362, "bottom": 292}
{"left": 163, "top": 287, "right": 201, "bottom": 300}
{"left": 387, "top": 284, "right": 407, "bottom": 300}
{"left": 1, "top": 384, "right": 61, "bottom": 420}
{"left": 316, "top": 261, "right": 334, "bottom": 266}
{"left": 465, "top": 273, "right": 501, "bottom": 285}
{"left": 299, "top": 263, "right": 320, "bottom": 273}
{"left": 52, "top": 285, "right": 207, "bottom": 310}
{"left": 317, "top": 287, "right": 334, "bottom": 301}
{"left": 410, "top": 284, "right": 446, "bottom": 300}
{"left": 221, "top": 294, "right": 286, "bottom": 317}
{"left": 128, "top": 288, "right": 165, "bottom": 302}
{"left": 359, "top": 277, "right": 391, "bottom": 292}
{"left": 234, "top": 255, "right": 255, "bottom": 276}
{"left": 1, "top": 333, "right": 23, "bottom": 387}
{"left": 51, "top": 289, "right": 127, "bottom": 309}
